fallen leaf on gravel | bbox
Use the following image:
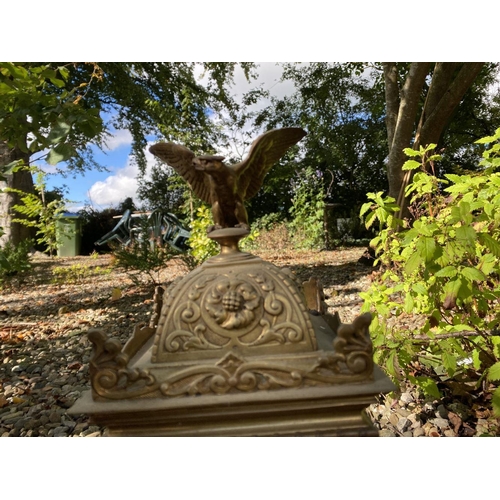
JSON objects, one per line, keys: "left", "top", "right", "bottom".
{"left": 462, "top": 423, "right": 475, "bottom": 437}
{"left": 0, "top": 395, "right": 8, "bottom": 408}
{"left": 473, "top": 406, "right": 490, "bottom": 419}
{"left": 111, "top": 288, "right": 122, "bottom": 301}
{"left": 448, "top": 411, "right": 463, "bottom": 433}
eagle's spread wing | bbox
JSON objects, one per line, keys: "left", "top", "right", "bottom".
{"left": 149, "top": 142, "right": 212, "bottom": 204}
{"left": 233, "top": 128, "right": 306, "bottom": 201}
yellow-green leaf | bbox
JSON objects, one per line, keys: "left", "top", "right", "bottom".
{"left": 493, "top": 387, "right": 500, "bottom": 417}
{"left": 488, "top": 362, "right": 500, "bottom": 382}
{"left": 416, "top": 237, "right": 436, "bottom": 262}
{"left": 404, "top": 252, "right": 421, "bottom": 275}
{"left": 461, "top": 267, "right": 486, "bottom": 282}
{"left": 402, "top": 159, "right": 421, "bottom": 171}
{"left": 435, "top": 266, "right": 457, "bottom": 278}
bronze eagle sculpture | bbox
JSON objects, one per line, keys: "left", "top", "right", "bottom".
{"left": 149, "top": 128, "right": 306, "bottom": 232}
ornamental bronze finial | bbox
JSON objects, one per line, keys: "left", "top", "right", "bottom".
{"left": 149, "top": 128, "right": 306, "bottom": 232}
{"left": 69, "top": 126, "right": 396, "bottom": 436}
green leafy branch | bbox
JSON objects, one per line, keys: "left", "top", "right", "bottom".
{"left": 360, "top": 135, "right": 500, "bottom": 415}
{"left": 0, "top": 63, "right": 103, "bottom": 170}
{"left": 7, "top": 172, "right": 68, "bottom": 255}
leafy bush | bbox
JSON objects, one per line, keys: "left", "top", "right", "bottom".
{"left": 288, "top": 166, "right": 325, "bottom": 249}
{"left": 8, "top": 172, "right": 67, "bottom": 256}
{"left": 0, "top": 239, "right": 32, "bottom": 284}
{"left": 112, "top": 215, "right": 180, "bottom": 285}
{"left": 187, "top": 205, "right": 219, "bottom": 265}
{"left": 239, "top": 226, "right": 260, "bottom": 252}
{"left": 187, "top": 205, "right": 260, "bottom": 264}
{"left": 360, "top": 133, "right": 500, "bottom": 416}
{"left": 253, "top": 212, "right": 285, "bottom": 232}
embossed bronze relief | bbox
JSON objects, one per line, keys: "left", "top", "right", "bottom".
{"left": 153, "top": 255, "right": 317, "bottom": 363}
{"left": 85, "top": 230, "right": 377, "bottom": 403}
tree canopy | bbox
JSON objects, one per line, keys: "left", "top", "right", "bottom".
{"left": 1, "top": 61, "right": 499, "bottom": 245}
{"left": 249, "top": 62, "right": 500, "bottom": 221}
{"left": 0, "top": 62, "right": 256, "bottom": 244}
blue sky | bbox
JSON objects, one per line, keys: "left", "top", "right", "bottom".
{"left": 38, "top": 63, "right": 294, "bottom": 213}
{"left": 42, "top": 129, "right": 136, "bottom": 211}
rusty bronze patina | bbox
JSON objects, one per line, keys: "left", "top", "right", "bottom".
{"left": 69, "top": 128, "right": 394, "bottom": 436}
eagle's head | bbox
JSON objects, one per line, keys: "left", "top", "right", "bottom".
{"left": 193, "top": 155, "right": 225, "bottom": 172}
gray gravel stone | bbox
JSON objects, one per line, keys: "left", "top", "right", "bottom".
{"left": 413, "top": 428, "right": 425, "bottom": 437}
{"left": 389, "top": 413, "right": 400, "bottom": 426}
{"left": 379, "top": 416, "right": 389, "bottom": 427}
{"left": 3, "top": 385, "right": 14, "bottom": 396}
{"left": 423, "top": 402, "right": 435, "bottom": 412}
{"left": 400, "top": 392, "right": 414, "bottom": 405}
{"left": 0, "top": 407, "right": 11, "bottom": 417}
{"left": 436, "top": 404, "right": 448, "bottom": 419}
{"left": 1, "top": 411, "right": 24, "bottom": 422}
{"left": 53, "top": 426, "right": 69, "bottom": 437}
{"left": 379, "top": 429, "right": 396, "bottom": 437}
{"left": 396, "top": 408, "right": 412, "bottom": 418}
{"left": 49, "top": 411, "right": 61, "bottom": 423}
{"left": 14, "top": 417, "right": 32, "bottom": 430}
{"left": 431, "top": 418, "right": 450, "bottom": 430}
{"left": 39, "top": 415, "right": 50, "bottom": 425}
{"left": 26, "top": 364, "right": 42, "bottom": 374}
{"left": 396, "top": 417, "right": 411, "bottom": 433}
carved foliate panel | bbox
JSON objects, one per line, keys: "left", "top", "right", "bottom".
{"left": 87, "top": 312, "right": 374, "bottom": 400}
{"left": 152, "top": 258, "right": 317, "bottom": 362}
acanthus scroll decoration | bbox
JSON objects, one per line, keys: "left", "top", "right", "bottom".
{"left": 88, "top": 327, "right": 158, "bottom": 400}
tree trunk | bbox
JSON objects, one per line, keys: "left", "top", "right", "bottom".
{"left": 417, "top": 63, "right": 484, "bottom": 149}
{"left": 0, "top": 141, "right": 34, "bottom": 247}
{"left": 384, "top": 62, "right": 430, "bottom": 200}
{"left": 382, "top": 62, "right": 485, "bottom": 221}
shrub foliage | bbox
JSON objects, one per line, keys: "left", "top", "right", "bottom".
{"left": 360, "top": 130, "right": 500, "bottom": 416}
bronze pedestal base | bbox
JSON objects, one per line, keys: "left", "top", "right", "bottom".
{"left": 69, "top": 228, "right": 395, "bottom": 436}
{"left": 70, "top": 366, "right": 392, "bottom": 437}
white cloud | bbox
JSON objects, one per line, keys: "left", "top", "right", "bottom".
{"left": 79, "top": 64, "right": 301, "bottom": 210}
{"left": 86, "top": 146, "right": 156, "bottom": 208}
{"left": 103, "top": 128, "right": 133, "bottom": 151}
{"left": 198, "top": 62, "right": 296, "bottom": 114}
{"left": 230, "top": 62, "right": 297, "bottom": 109}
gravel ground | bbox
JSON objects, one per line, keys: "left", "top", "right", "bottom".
{"left": 1, "top": 248, "right": 498, "bottom": 437}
